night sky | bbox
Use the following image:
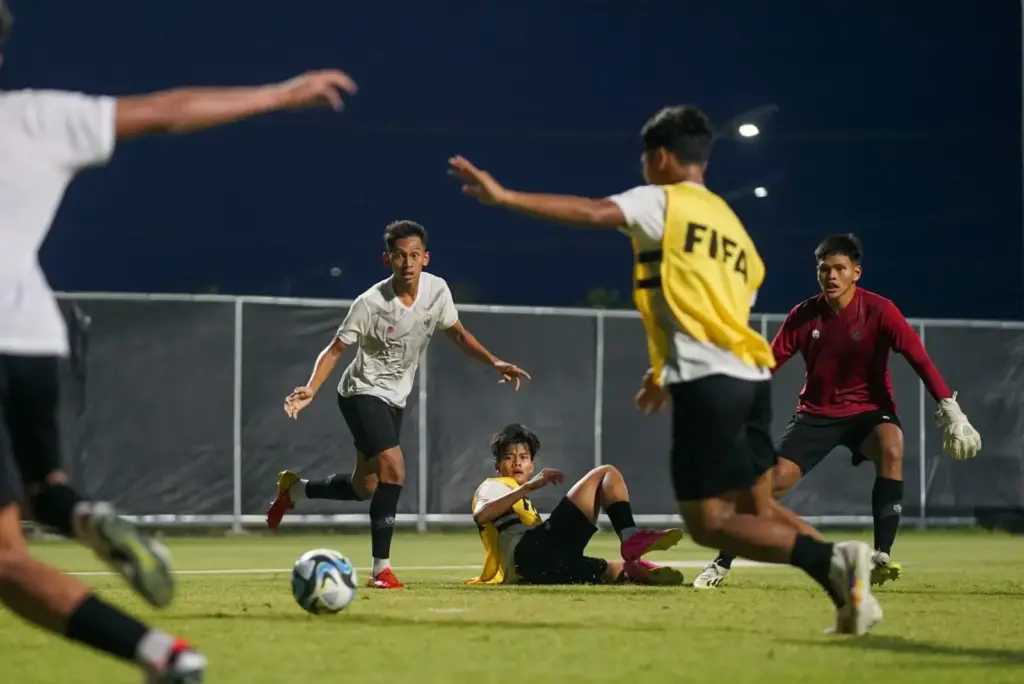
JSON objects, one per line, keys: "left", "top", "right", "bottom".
{"left": 4, "top": 1, "right": 1020, "bottom": 319}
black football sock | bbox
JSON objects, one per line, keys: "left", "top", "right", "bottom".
{"left": 65, "top": 594, "right": 151, "bottom": 662}
{"left": 369, "top": 483, "right": 402, "bottom": 564}
{"left": 714, "top": 553, "right": 735, "bottom": 569}
{"left": 790, "top": 535, "right": 842, "bottom": 608}
{"left": 605, "top": 501, "right": 637, "bottom": 541}
{"left": 872, "top": 477, "right": 903, "bottom": 555}
{"left": 305, "top": 474, "right": 362, "bottom": 501}
{"left": 31, "top": 483, "right": 85, "bottom": 537}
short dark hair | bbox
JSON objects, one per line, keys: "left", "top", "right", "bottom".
{"left": 814, "top": 233, "right": 863, "bottom": 264}
{"left": 0, "top": 1, "right": 13, "bottom": 44}
{"left": 383, "top": 220, "right": 427, "bottom": 252}
{"left": 490, "top": 423, "right": 541, "bottom": 462}
{"left": 641, "top": 105, "right": 715, "bottom": 165}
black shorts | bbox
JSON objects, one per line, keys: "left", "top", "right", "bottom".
{"left": 336, "top": 393, "right": 404, "bottom": 458}
{"left": 778, "top": 410, "right": 902, "bottom": 474}
{"left": 0, "top": 355, "right": 63, "bottom": 508}
{"left": 669, "top": 374, "right": 776, "bottom": 502}
{"left": 513, "top": 498, "right": 608, "bottom": 585}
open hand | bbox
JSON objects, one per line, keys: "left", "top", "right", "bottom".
{"left": 448, "top": 156, "right": 510, "bottom": 205}
{"left": 526, "top": 468, "right": 565, "bottom": 491}
{"left": 494, "top": 360, "right": 532, "bottom": 391}
{"left": 277, "top": 70, "right": 358, "bottom": 111}
{"left": 635, "top": 369, "right": 669, "bottom": 415}
{"left": 283, "top": 386, "right": 315, "bottom": 419}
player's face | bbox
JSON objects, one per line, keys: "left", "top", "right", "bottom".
{"left": 817, "top": 253, "right": 861, "bottom": 302}
{"left": 496, "top": 443, "right": 535, "bottom": 485}
{"left": 383, "top": 236, "right": 429, "bottom": 284}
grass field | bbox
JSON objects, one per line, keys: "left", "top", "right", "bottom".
{"left": 2, "top": 529, "right": 1022, "bottom": 683}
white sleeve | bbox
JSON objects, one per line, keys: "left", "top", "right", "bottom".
{"left": 438, "top": 281, "right": 459, "bottom": 329}
{"left": 19, "top": 90, "right": 117, "bottom": 170}
{"left": 472, "top": 480, "right": 513, "bottom": 515}
{"left": 335, "top": 299, "right": 370, "bottom": 346}
{"left": 605, "top": 185, "right": 667, "bottom": 244}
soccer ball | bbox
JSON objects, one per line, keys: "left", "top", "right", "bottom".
{"left": 291, "top": 548, "right": 357, "bottom": 615}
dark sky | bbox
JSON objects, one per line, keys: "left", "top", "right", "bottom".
{"left": 4, "top": 1, "right": 1020, "bottom": 319}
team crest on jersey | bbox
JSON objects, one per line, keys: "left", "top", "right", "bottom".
{"left": 851, "top": 329, "right": 861, "bottom": 340}
{"left": 811, "top": 329, "right": 820, "bottom": 339}
{"left": 422, "top": 315, "right": 433, "bottom": 329}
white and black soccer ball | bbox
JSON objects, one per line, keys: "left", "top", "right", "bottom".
{"left": 291, "top": 548, "right": 357, "bottom": 615}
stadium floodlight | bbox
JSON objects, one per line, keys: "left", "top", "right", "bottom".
{"left": 721, "top": 175, "right": 783, "bottom": 202}
{"left": 737, "top": 123, "right": 760, "bottom": 138}
{"left": 718, "top": 104, "right": 780, "bottom": 142}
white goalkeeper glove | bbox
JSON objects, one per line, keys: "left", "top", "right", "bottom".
{"left": 934, "top": 391, "right": 982, "bottom": 460}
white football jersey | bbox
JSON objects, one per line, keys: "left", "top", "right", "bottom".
{"left": 336, "top": 272, "right": 458, "bottom": 408}
{"left": 0, "top": 90, "right": 116, "bottom": 356}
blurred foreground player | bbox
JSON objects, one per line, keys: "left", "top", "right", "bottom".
{"left": 467, "top": 423, "right": 684, "bottom": 586}
{"left": 269, "top": 220, "right": 530, "bottom": 589}
{"left": 0, "top": 4, "right": 357, "bottom": 681}
{"left": 694, "top": 234, "right": 981, "bottom": 589}
{"left": 448, "top": 105, "right": 883, "bottom": 634}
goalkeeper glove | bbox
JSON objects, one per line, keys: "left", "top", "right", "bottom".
{"left": 934, "top": 391, "right": 982, "bottom": 460}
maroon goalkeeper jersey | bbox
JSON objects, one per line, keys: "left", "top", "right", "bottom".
{"left": 771, "top": 288, "right": 951, "bottom": 418}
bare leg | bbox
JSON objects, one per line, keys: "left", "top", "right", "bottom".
{"left": 563, "top": 466, "right": 684, "bottom": 585}
{"left": 710, "top": 458, "right": 821, "bottom": 571}
{"left": 0, "top": 503, "right": 198, "bottom": 676}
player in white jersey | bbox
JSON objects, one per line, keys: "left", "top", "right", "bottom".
{"left": 0, "top": 5, "right": 357, "bottom": 681}
{"left": 267, "top": 219, "right": 531, "bottom": 589}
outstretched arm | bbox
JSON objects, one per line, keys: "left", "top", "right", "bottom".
{"left": 448, "top": 156, "right": 625, "bottom": 229}
{"left": 116, "top": 70, "right": 357, "bottom": 139}
{"left": 881, "top": 303, "right": 952, "bottom": 401}
{"left": 443, "top": 322, "right": 532, "bottom": 389}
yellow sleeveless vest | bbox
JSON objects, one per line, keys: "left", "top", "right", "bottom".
{"left": 632, "top": 183, "right": 775, "bottom": 379}
{"left": 464, "top": 476, "right": 541, "bottom": 585}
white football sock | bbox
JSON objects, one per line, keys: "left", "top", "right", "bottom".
{"left": 290, "top": 479, "right": 309, "bottom": 501}
{"left": 372, "top": 558, "right": 391, "bottom": 576}
{"left": 135, "top": 629, "right": 175, "bottom": 670}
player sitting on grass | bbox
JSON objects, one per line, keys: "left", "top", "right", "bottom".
{"left": 466, "top": 423, "right": 684, "bottom": 586}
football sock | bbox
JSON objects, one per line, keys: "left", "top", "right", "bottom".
{"left": 304, "top": 475, "right": 361, "bottom": 501}
{"left": 65, "top": 594, "right": 152, "bottom": 663}
{"left": 714, "top": 553, "right": 735, "bottom": 570}
{"left": 369, "top": 483, "right": 402, "bottom": 562}
{"left": 789, "top": 535, "right": 842, "bottom": 608}
{"left": 31, "top": 483, "right": 84, "bottom": 537}
{"left": 872, "top": 477, "right": 903, "bottom": 555}
{"left": 606, "top": 501, "right": 637, "bottom": 541}
{"left": 371, "top": 558, "right": 391, "bottom": 576}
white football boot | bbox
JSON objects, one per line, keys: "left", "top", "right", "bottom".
{"left": 692, "top": 561, "right": 730, "bottom": 588}
{"left": 826, "top": 541, "right": 884, "bottom": 636}
{"left": 145, "top": 647, "right": 207, "bottom": 684}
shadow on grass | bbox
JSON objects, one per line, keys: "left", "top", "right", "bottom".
{"left": 167, "top": 610, "right": 672, "bottom": 632}
{"left": 786, "top": 635, "right": 1024, "bottom": 666}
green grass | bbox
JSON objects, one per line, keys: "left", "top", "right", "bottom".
{"left": 2, "top": 530, "right": 1023, "bottom": 683}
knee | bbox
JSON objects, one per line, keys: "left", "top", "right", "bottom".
{"left": 879, "top": 444, "right": 903, "bottom": 471}
{"left": 376, "top": 450, "right": 405, "bottom": 485}
{"left": 772, "top": 461, "right": 802, "bottom": 498}
{"left": 679, "top": 504, "right": 729, "bottom": 548}
{"left": 595, "top": 464, "right": 622, "bottom": 483}
{"left": 354, "top": 476, "right": 378, "bottom": 500}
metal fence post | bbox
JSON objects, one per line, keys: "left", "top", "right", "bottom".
{"left": 232, "top": 297, "right": 244, "bottom": 534}
{"left": 918, "top": 321, "right": 927, "bottom": 529}
{"left": 593, "top": 312, "right": 606, "bottom": 468}
{"left": 417, "top": 351, "right": 429, "bottom": 532}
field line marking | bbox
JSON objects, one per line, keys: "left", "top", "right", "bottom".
{"left": 66, "top": 559, "right": 771, "bottom": 577}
